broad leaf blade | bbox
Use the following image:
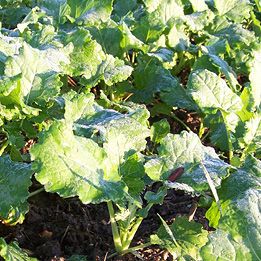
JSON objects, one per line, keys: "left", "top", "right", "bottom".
{"left": 205, "top": 158, "right": 261, "bottom": 259}
{"left": 0, "top": 156, "right": 33, "bottom": 225}
{"left": 187, "top": 69, "right": 242, "bottom": 114}
{"left": 150, "top": 217, "right": 208, "bottom": 260}
{"left": 145, "top": 131, "right": 230, "bottom": 191}
{"left": 0, "top": 238, "right": 38, "bottom": 261}
{"left": 31, "top": 120, "right": 126, "bottom": 204}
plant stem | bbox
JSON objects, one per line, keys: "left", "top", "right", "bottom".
{"left": 28, "top": 187, "right": 45, "bottom": 198}
{"left": 170, "top": 112, "right": 191, "bottom": 132}
{"left": 198, "top": 122, "right": 205, "bottom": 138}
{"left": 120, "top": 204, "right": 137, "bottom": 245}
{"left": 0, "top": 140, "right": 8, "bottom": 156}
{"left": 107, "top": 201, "right": 122, "bottom": 252}
{"left": 108, "top": 242, "right": 152, "bottom": 259}
{"left": 254, "top": 0, "right": 261, "bottom": 11}
{"left": 121, "top": 216, "right": 143, "bottom": 250}
{"left": 172, "top": 52, "right": 186, "bottom": 75}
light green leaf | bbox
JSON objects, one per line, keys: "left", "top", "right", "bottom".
{"left": 187, "top": 69, "right": 242, "bottom": 114}
{"left": 167, "top": 21, "right": 190, "bottom": 51}
{"left": 0, "top": 104, "right": 23, "bottom": 126}
{"left": 17, "top": 7, "right": 46, "bottom": 33}
{"left": 74, "top": 103, "right": 150, "bottom": 171}
{"left": 63, "top": 91, "right": 96, "bottom": 123}
{"left": 68, "top": 34, "right": 132, "bottom": 88}
{"left": 0, "top": 74, "right": 39, "bottom": 117}
{"left": 4, "top": 42, "right": 72, "bottom": 105}
{"left": 0, "top": 156, "right": 33, "bottom": 225}
{"left": 132, "top": 0, "right": 184, "bottom": 43}
{"left": 213, "top": 0, "right": 252, "bottom": 22}
{"left": 235, "top": 115, "right": 261, "bottom": 156}
{"left": 31, "top": 95, "right": 150, "bottom": 204}
{"left": 0, "top": 238, "right": 38, "bottom": 261}
{"left": 67, "top": 0, "right": 113, "bottom": 25}
{"left": 0, "top": 34, "right": 23, "bottom": 65}
{"left": 31, "top": 120, "right": 126, "bottom": 204}
{"left": 190, "top": 0, "right": 208, "bottom": 11}
{"left": 150, "top": 217, "right": 208, "bottom": 260}
{"left": 249, "top": 45, "right": 261, "bottom": 110}
{"left": 200, "top": 229, "right": 243, "bottom": 260}
{"left": 184, "top": 10, "right": 215, "bottom": 32}
{"left": 142, "top": 0, "right": 161, "bottom": 12}
{"left": 145, "top": 131, "right": 230, "bottom": 191}
{"left": 205, "top": 160, "right": 261, "bottom": 259}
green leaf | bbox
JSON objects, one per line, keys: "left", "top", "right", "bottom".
{"left": 167, "top": 21, "right": 190, "bottom": 51}
{"left": 200, "top": 46, "right": 239, "bottom": 92}
{"left": 31, "top": 120, "right": 126, "bottom": 204}
{"left": 67, "top": 0, "right": 113, "bottom": 25}
{"left": 120, "top": 153, "right": 146, "bottom": 197}
{"left": 144, "top": 187, "right": 167, "bottom": 204}
{"left": 0, "top": 6, "right": 31, "bottom": 29}
{"left": 88, "top": 20, "right": 123, "bottom": 57}
{"left": 63, "top": 91, "right": 96, "bottom": 122}
{"left": 242, "top": 155, "right": 261, "bottom": 177}
{"left": 67, "top": 255, "right": 88, "bottom": 261}
{"left": 213, "top": 0, "right": 252, "bottom": 22}
{"left": 112, "top": 0, "right": 137, "bottom": 20}
{"left": 212, "top": 24, "right": 256, "bottom": 49}
{"left": 205, "top": 160, "right": 261, "bottom": 259}
{"left": 150, "top": 217, "right": 208, "bottom": 260}
{"left": 151, "top": 119, "right": 170, "bottom": 144}
{"left": 4, "top": 42, "right": 72, "bottom": 106}
{"left": 145, "top": 131, "right": 230, "bottom": 191}
{"left": 235, "top": 115, "right": 261, "bottom": 156}
{"left": 74, "top": 104, "right": 150, "bottom": 170}
{"left": 200, "top": 229, "right": 245, "bottom": 260}
{"left": 37, "top": 0, "right": 70, "bottom": 26}
{"left": 16, "top": 7, "right": 46, "bottom": 33}
{"left": 190, "top": 0, "right": 208, "bottom": 12}
{"left": 187, "top": 69, "right": 242, "bottom": 114}
{"left": 31, "top": 94, "right": 150, "bottom": 204}
{"left": 249, "top": 45, "right": 261, "bottom": 110}
{"left": 0, "top": 238, "right": 38, "bottom": 261}
{"left": 68, "top": 34, "right": 133, "bottom": 88}
{"left": 132, "top": 0, "right": 184, "bottom": 43}
{"left": 204, "top": 110, "right": 240, "bottom": 152}
{"left": 131, "top": 56, "right": 185, "bottom": 105}
{"left": 0, "top": 155, "right": 33, "bottom": 225}
{"left": 89, "top": 20, "right": 147, "bottom": 57}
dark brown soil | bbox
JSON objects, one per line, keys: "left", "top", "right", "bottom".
{"left": 0, "top": 186, "right": 210, "bottom": 261}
